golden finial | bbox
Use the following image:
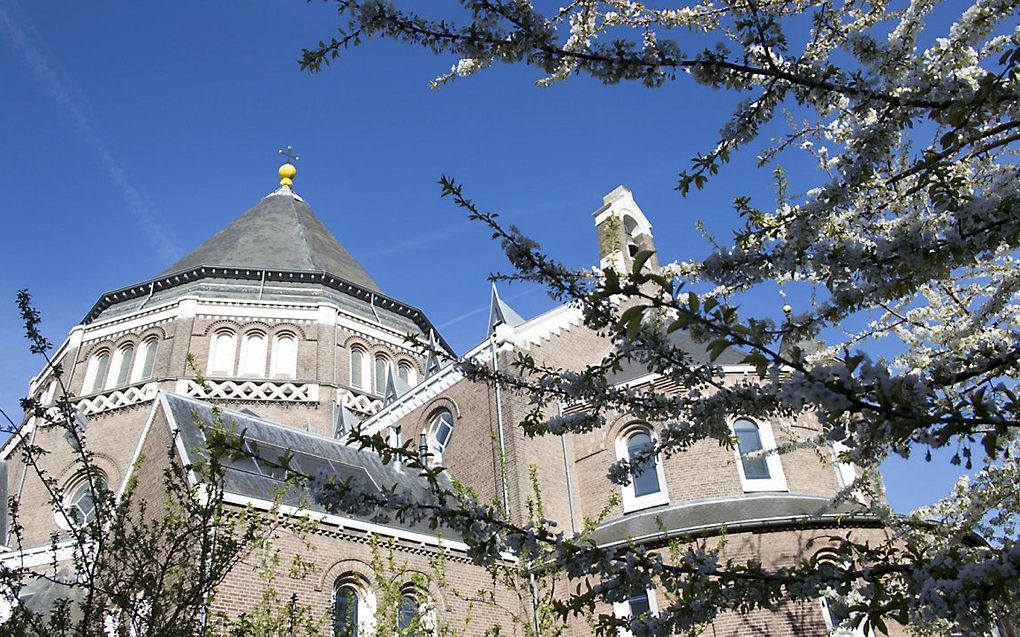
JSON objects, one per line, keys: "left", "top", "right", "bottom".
{"left": 277, "top": 146, "right": 299, "bottom": 187}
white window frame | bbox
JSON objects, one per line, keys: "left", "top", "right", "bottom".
{"left": 332, "top": 579, "right": 376, "bottom": 637}
{"left": 615, "top": 426, "right": 670, "bottom": 513}
{"left": 270, "top": 333, "right": 298, "bottom": 379}
{"left": 207, "top": 330, "right": 237, "bottom": 376}
{"left": 110, "top": 344, "right": 135, "bottom": 388}
{"left": 83, "top": 351, "right": 111, "bottom": 395}
{"left": 397, "top": 361, "right": 416, "bottom": 386}
{"left": 428, "top": 410, "right": 454, "bottom": 460}
{"left": 349, "top": 346, "right": 367, "bottom": 389}
{"left": 131, "top": 338, "right": 158, "bottom": 382}
{"left": 374, "top": 354, "right": 391, "bottom": 395}
{"left": 731, "top": 417, "right": 787, "bottom": 492}
{"left": 820, "top": 596, "right": 870, "bottom": 636}
{"left": 238, "top": 331, "right": 268, "bottom": 377}
{"left": 612, "top": 587, "right": 658, "bottom": 637}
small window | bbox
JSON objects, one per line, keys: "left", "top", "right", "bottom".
{"left": 208, "top": 330, "right": 236, "bottom": 376}
{"left": 350, "top": 347, "right": 366, "bottom": 389}
{"left": 63, "top": 476, "right": 107, "bottom": 527}
{"left": 84, "top": 352, "right": 111, "bottom": 395}
{"left": 374, "top": 355, "right": 391, "bottom": 394}
{"left": 113, "top": 345, "right": 134, "bottom": 387}
{"left": 627, "top": 432, "right": 660, "bottom": 497}
{"left": 135, "top": 339, "right": 158, "bottom": 381}
{"left": 398, "top": 594, "right": 419, "bottom": 636}
{"left": 239, "top": 332, "right": 267, "bottom": 377}
{"left": 429, "top": 411, "right": 454, "bottom": 456}
{"left": 733, "top": 418, "right": 769, "bottom": 479}
{"left": 613, "top": 586, "right": 658, "bottom": 637}
{"left": 333, "top": 585, "right": 359, "bottom": 637}
{"left": 397, "top": 362, "right": 415, "bottom": 385}
{"left": 271, "top": 334, "right": 298, "bottom": 378}
{"left": 732, "top": 418, "right": 787, "bottom": 492}
{"left": 615, "top": 426, "right": 670, "bottom": 512}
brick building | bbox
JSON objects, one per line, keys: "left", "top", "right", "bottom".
{"left": 0, "top": 163, "right": 895, "bottom": 635}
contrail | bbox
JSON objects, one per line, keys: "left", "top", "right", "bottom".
{"left": 437, "top": 285, "right": 544, "bottom": 330}
{"left": 0, "top": 1, "right": 177, "bottom": 262}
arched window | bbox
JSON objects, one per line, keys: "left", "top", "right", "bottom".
{"left": 208, "top": 330, "right": 236, "bottom": 376}
{"left": 333, "top": 585, "right": 359, "bottom": 637}
{"left": 397, "top": 593, "right": 419, "bottom": 636}
{"left": 429, "top": 410, "right": 454, "bottom": 456}
{"left": 271, "top": 333, "right": 298, "bottom": 378}
{"left": 239, "top": 332, "right": 267, "bottom": 377}
{"left": 615, "top": 426, "right": 669, "bottom": 512}
{"left": 733, "top": 418, "right": 769, "bottom": 479}
{"left": 374, "top": 355, "right": 391, "bottom": 394}
{"left": 627, "top": 432, "right": 661, "bottom": 497}
{"left": 113, "top": 344, "right": 134, "bottom": 387}
{"left": 350, "top": 347, "right": 366, "bottom": 389}
{"left": 61, "top": 475, "right": 107, "bottom": 528}
{"left": 134, "top": 338, "right": 158, "bottom": 381}
{"left": 732, "top": 418, "right": 787, "bottom": 491}
{"left": 84, "top": 351, "right": 111, "bottom": 395}
{"left": 397, "top": 362, "right": 416, "bottom": 386}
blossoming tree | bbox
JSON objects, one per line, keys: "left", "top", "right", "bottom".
{"left": 297, "top": 1, "right": 1020, "bottom": 634}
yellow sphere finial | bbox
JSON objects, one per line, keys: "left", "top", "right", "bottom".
{"left": 277, "top": 146, "right": 299, "bottom": 187}
{"left": 279, "top": 163, "right": 297, "bottom": 187}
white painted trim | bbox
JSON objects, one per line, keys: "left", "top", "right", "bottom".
{"left": 220, "top": 491, "right": 471, "bottom": 553}
{"left": 0, "top": 539, "right": 79, "bottom": 568}
{"left": 731, "top": 418, "right": 788, "bottom": 493}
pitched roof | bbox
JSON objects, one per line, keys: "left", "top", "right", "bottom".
{"left": 160, "top": 393, "right": 455, "bottom": 539}
{"left": 160, "top": 188, "right": 381, "bottom": 292}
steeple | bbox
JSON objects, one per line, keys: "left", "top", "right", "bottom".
{"left": 160, "top": 157, "right": 381, "bottom": 292}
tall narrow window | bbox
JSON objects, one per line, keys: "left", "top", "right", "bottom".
{"left": 239, "top": 332, "right": 267, "bottom": 377}
{"left": 333, "top": 585, "right": 359, "bottom": 637}
{"left": 350, "top": 347, "right": 366, "bottom": 389}
{"left": 208, "top": 331, "right": 236, "bottom": 376}
{"left": 627, "top": 432, "right": 661, "bottom": 497}
{"left": 733, "top": 418, "right": 769, "bottom": 479}
{"left": 374, "top": 355, "right": 391, "bottom": 394}
{"left": 398, "top": 594, "right": 419, "bottom": 636}
{"left": 271, "top": 334, "right": 298, "bottom": 378}
{"left": 113, "top": 345, "right": 134, "bottom": 387}
{"left": 429, "top": 410, "right": 454, "bottom": 456}
{"left": 732, "top": 418, "right": 787, "bottom": 491}
{"left": 135, "top": 339, "right": 158, "bottom": 381}
{"left": 397, "top": 362, "right": 415, "bottom": 386}
{"left": 84, "top": 352, "right": 110, "bottom": 395}
{"left": 616, "top": 426, "right": 669, "bottom": 512}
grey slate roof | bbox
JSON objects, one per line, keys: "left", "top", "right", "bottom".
{"left": 607, "top": 328, "right": 747, "bottom": 385}
{"left": 161, "top": 188, "right": 381, "bottom": 293}
{"left": 161, "top": 392, "right": 454, "bottom": 538}
{"left": 590, "top": 493, "right": 876, "bottom": 546}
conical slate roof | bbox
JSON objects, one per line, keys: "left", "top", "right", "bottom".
{"left": 161, "top": 187, "right": 381, "bottom": 292}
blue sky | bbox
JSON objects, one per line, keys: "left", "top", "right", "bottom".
{"left": 0, "top": 0, "right": 957, "bottom": 513}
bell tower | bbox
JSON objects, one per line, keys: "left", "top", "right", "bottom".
{"left": 593, "top": 185, "right": 658, "bottom": 273}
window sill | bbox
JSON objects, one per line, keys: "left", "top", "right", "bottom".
{"left": 622, "top": 491, "right": 670, "bottom": 514}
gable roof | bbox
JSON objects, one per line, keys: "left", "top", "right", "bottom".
{"left": 160, "top": 188, "right": 381, "bottom": 293}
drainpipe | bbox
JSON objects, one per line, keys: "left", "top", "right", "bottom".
{"left": 490, "top": 333, "right": 511, "bottom": 519}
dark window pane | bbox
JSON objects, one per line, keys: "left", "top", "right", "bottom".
{"left": 627, "top": 432, "right": 660, "bottom": 497}
{"left": 140, "top": 341, "right": 157, "bottom": 379}
{"left": 734, "top": 419, "right": 770, "bottom": 480}
{"left": 116, "top": 346, "right": 134, "bottom": 385}
{"left": 333, "top": 586, "right": 358, "bottom": 637}
{"left": 628, "top": 589, "right": 651, "bottom": 618}
{"left": 398, "top": 594, "right": 419, "bottom": 635}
